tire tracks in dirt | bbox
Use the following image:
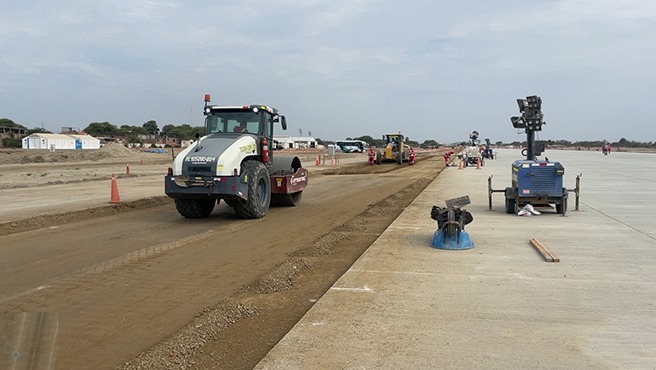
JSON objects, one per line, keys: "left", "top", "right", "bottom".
{"left": 119, "top": 158, "right": 443, "bottom": 370}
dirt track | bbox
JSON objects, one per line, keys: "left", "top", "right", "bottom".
{"left": 0, "top": 147, "right": 443, "bottom": 369}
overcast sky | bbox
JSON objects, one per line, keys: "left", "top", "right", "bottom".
{"left": 1, "top": 0, "right": 655, "bottom": 144}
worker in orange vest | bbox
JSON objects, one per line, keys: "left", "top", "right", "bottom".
{"left": 443, "top": 150, "right": 454, "bottom": 166}
{"left": 368, "top": 146, "right": 376, "bottom": 165}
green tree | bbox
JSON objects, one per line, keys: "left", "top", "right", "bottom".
{"left": 176, "top": 124, "right": 194, "bottom": 139}
{"left": 160, "top": 124, "right": 177, "bottom": 137}
{"left": 84, "top": 122, "right": 118, "bottom": 137}
{"left": 143, "top": 120, "right": 159, "bottom": 135}
{"left": 127, "top": 134, "right": 142, "bottom": 145}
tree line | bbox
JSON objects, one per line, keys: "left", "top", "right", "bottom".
{"left": 2, "top": 118, "right": 654, "bottom": 149}
{"left": 80, "top": 121, "right": 203, "bottom": 143}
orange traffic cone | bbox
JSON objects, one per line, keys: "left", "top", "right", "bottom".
{"left": 315, "top": 155, "right": 320, "bottom": 166}
{"left": 109, "top": 174, "right": 121, "bottom": 204}
{"left": 126, "top": 164, "right": 131, "bottom": 175}
{"left": 476, "top": 157, "right": 481, "bottom": 170}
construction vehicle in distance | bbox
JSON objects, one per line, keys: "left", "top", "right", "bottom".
{"left": 481, "top": 138, "right": 495, "bottom": 159}
{"left": 165, "top": 94, "right": 308, "bottom": 219}
{"left": 462, "top": 131, "right": 483, "bottom": 167}
{"left": 376, "top": 133, "right": 411, "bottom": 165}
{"left": 488, "top": 95, "right": 580, "bottom": 215}
{"left": 335, "top": 139, "right": 369, "bottom": 153}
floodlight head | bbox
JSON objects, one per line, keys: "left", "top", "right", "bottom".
{"left": 517, "top": 99, "right": 528, "bottom": 112}
{"left": 511, "top": 116, "right": 526, "bottom": 129}
{"left": 526, "top": 95, "right": 541, "bottom": 108}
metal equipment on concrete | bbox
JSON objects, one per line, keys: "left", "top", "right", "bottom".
{"left": 488, "top": 95, "right": 580, "bottom": 215}
{"left": 430, "top": 196, "right": 474, "bottom": 250}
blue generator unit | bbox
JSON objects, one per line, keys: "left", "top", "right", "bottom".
{"left": 505, "top": 159, "right": 567, "bottom": 214}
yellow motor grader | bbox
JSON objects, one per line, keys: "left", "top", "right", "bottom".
{"left": 376, "top": 133, "right": 411, "bottom": 165}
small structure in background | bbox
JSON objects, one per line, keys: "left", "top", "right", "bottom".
{"left": 273, "top": 135, "right": 317, "bottom": 149}
{"left": 22, "top": 133, "right": 100, "bottom": 150}
{"left": 0, "top": 126, "right": 28, "bottom": 148}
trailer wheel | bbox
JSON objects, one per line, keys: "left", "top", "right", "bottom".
{"left": 174, "top": 198, "right": 215, "bottom": 218}
{"left": 271, "top": 191, "right": 303, "bottom": 207}
{"left": 376, "top": 152, "right": 381, "bottom": 165}
{"left": 504, "top": 187, "right": 516, "bottom": 214}
{"left": 556, "top": 197, "right": 568, "bottom": 215}
{"left": 397, "top": 152, "right": 403, "bottom": 165}
{"left": 234, "top": 161, "right": 271, "bottom": 219}
{"left": 505, "top": 197, "right": 516, "bottom": 214}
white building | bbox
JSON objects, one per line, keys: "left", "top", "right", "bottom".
{"left": 273, "top": 135, "right": 317, "bottom": 149}
{"left": 22, "top": 133, "right": 100, "bottom": 150}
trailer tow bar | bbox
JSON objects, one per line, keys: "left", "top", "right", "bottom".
{"left": 487, "top": 175, "right": 506, "bottom": 210}
{"left": 566, "top": 173, "right": 582, "bottom": 211}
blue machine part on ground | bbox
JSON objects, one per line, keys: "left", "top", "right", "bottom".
{"left": 430, "top": 229, "right": 474, "bottom": 250}
{"left": 429, "top": 204, "right": 474, "bottom": 250}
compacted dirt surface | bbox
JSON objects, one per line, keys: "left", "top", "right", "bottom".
{"left": 0, "top": 146, "right": 444, "bottom": 370}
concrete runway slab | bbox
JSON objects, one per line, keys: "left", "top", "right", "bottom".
{"left": 256, "top": 148, "right": 656, "bottom": 369}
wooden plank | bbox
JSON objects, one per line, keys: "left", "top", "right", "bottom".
{"left": 529, "top": 238, "right": 553, "bottom": 262}
{"left": 529, "top": 238, "right": 560, "bottom": 263}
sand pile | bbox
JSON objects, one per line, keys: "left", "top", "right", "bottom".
{"left": 0, "top": 143, "right": 163, "bottom": 165}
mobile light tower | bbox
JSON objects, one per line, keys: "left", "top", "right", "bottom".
{"left": 488, "top": 95, "right": 580, "bottom": 215}
{"left": 512, "top": 95, "right": 545, "bottom": 161}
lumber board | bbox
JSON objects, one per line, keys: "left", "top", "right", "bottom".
{"left": 529, "top": 238, "right": 560, "bottom": 263}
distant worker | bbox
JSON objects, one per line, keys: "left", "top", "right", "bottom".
{"left": 368, "top": 146, "right": 376, "bottom": 165}
{"left": 443, "top": 150, "right": 455, "bottom": 166}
